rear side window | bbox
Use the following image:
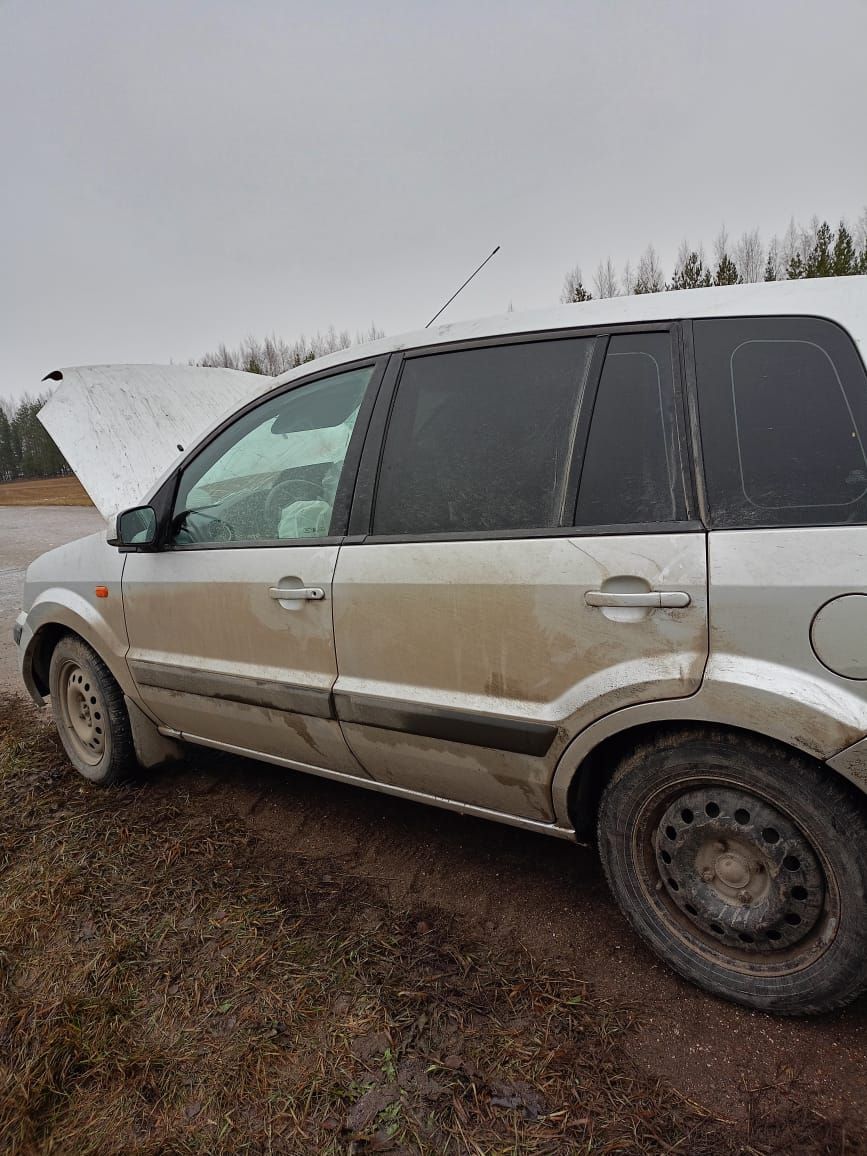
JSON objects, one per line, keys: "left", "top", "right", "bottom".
{"left": 694, "top": 317, "right": 867, "bottom": 528}
{"left": 372, "top": 338, "right": 594, "bottom": 536}
{"left": 575, "top": 332, "right": 685, "bottom": 526}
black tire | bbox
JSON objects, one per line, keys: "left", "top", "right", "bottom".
{"left": 597, "top": 728, "right": 867, "bottom": 1015}
{"left": 48, "top": 634, "right": 136, "bottom": 785}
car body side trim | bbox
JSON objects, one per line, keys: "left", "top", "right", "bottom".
{"left": 128, "top": 659, "right": 334, "bottom": 719}
{"left": 162, "top": 727, "right": 578, "bottom": 840}
{"left": 333, "top": 690, "right": 557, "bottom": 756}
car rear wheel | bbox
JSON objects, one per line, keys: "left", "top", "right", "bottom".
{"left": 597, "top": 729, "right": 867, "bottom": 1015}
{"left": 48, "top": 635, "right": 135, "bottom": 784}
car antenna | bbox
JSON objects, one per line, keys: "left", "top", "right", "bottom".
{"left": 425, "top": 245, "right": 500, "bottom": 328}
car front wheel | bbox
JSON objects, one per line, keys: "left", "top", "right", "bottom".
{"left": 48, "top": 635, "right": 136, "bottom": 784}
{"left": 598, "top": 729, "right": 867, "bottom": 1015}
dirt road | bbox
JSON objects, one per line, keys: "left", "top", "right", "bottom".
{"left": 3, "top": 505, "right": 866, "bottom": 1140}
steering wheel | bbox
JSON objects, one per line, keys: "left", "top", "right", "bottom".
{"left": 174, "top": 508, "right": 236, "bottom": 545}
{"left": 264, "top": 478, "right": 324, "bottom": 533}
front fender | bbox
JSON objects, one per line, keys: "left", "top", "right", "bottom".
{"left": 22, "top": 588, "right": 134, "bottom": 704}
{"left": 551, "top": 656, "right": 867, "bottom": 826}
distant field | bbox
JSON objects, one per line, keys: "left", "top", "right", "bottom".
{"left": 0, "top": 476, "right": 92, "bottom": 506}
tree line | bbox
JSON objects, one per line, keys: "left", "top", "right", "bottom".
{"left": 0, "top": 326, "right": 386, "bottom": 483}
{"left": 195, "top": 324, "right": 385, "bottom": 375}
{"left": 0, "top": 396, "right": 71, "bottom": 483}
{"left": 561, "top": 209, "right": 867, "bottom": 302}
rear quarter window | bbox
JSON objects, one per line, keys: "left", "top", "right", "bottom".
{"left": 693, "top": 316, "right": 867, "bottom": 528}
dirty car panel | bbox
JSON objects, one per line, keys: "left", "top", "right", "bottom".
{"left": 332, "top": 534, "right": 708, "bottom": 820}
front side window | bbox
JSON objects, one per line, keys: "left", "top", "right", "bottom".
{"left": 371, "top": 338, "right": 594, "bottom": 536}
{"left": 575, "top": 332, "right": 685, "bottom": 526}
{"left": 694, "top": 317, "right": 867, "bottom": 528}
{"left": 171, "top": 365, "right": 373, "bottom": 545}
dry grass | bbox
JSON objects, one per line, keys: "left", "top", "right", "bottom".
{"left": 0, "top": 696, "right": 862, "bottom": 1155}
{"left": 0, "top": 476, "right": 92, "bottom": 506}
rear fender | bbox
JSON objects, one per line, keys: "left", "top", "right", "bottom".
{"left": 551, "top": 657, "right": 867, "bottom": 827}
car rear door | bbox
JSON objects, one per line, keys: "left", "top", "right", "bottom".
{"left": 331, "top": 329, "right": 708, "bottom": 822}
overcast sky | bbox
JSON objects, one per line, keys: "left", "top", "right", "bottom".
{"left": 2, "top": 0, "right": 865, "bottom": 401}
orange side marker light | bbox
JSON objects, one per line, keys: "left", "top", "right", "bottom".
{"left": 95, "top": 586, "right": 109, "bottom": 599}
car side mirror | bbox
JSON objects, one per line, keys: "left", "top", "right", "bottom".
{"left": 107, "top": 505, "right": 159, "bottom": 549}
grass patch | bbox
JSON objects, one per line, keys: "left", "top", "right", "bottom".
{"left": 0, "top": 696, "right": 861, "bottom": 1154}
{"left": 0, "top": 477, "right": 92, "bottom": 506}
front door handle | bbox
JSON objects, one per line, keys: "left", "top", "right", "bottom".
{"left": 585, "top": 590, "right": 691, "bottom": 609}
{"left": 269, "top": 586, "right": 326, "bottom": 601}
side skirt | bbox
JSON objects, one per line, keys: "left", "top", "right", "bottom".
{"left": 160, "top": 725, "right": 578, "bottom": 841}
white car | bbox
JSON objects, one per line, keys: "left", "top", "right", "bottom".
{"left": 15, "top": 276, "right": 867, "bottom": 1014}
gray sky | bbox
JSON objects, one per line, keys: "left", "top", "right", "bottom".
{"left": 2, "top": 0, "right": 865, "bottom": 402}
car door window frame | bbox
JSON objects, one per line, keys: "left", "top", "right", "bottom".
{"left": 569, "top": 323, "right": 699, "bottom": 533}
{"left": 348, "top": 324, "right": 702, "bottom": 544}
{"left": 142, "top": 355, "right": 390, "bottom": 551}
{"left": 681, "top": 319, "right": 712, "bottom": 528}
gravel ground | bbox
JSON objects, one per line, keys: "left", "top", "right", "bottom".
{"left": 0, "top": 506, "right": 104, "bottom": 691}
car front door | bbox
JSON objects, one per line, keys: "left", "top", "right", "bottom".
{"left": 331, "top": 330, "right": 708, "bottom": 822}
{"left": 121, "top": 361, "right": 383, "bottom": 775}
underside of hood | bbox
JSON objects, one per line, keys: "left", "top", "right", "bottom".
{"left": 38, "top": 364, "right": 273, "bottom": 519}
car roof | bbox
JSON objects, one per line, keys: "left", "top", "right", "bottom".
{"left": 271, "top": 275, "right": 867, "bottom": 388}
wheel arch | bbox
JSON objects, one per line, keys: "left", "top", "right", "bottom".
{"left": 22, "top": 596, "right": 136, "bottom": 704}
{"left": 27, "top": 620, "right": 69, "bottom": 698}
{"left": 558, "top": 717, "right": 867, "bottom": 841}
{"left": 29, "top": 622, "right": 181, "bottom": 773}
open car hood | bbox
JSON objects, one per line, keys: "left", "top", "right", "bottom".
{"left": 38, "top": 364, "right": 273, "bottom": 519}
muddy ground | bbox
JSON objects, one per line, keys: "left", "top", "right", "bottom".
{"left": 2, "top": 697, "right": 866, "bottom": 1154}
{"left": 138, "top": 732, "right": 867, "bottom": 1129}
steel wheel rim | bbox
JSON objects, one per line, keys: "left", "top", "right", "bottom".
{"left": 631, "top": 774, "right": 840, "bottom": 976}
{"left": 57, "top": 660, "right": 106, "bottom": 766}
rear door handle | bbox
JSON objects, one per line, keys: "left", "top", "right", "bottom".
{"left": 585, "top": 590, "right": 691, "bottom": 609}
{"left": 269, "top": 586, "right": 326, "bottom": 601}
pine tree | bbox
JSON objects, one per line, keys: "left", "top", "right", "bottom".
{"left": 714, "top": 254, "right": 740, "bottom": 285}
{"left": 764, "top": 252, "right": 777, "bottom": 281}
{"left": 787, "top": 253, "right": 806, "bottom": 279}
{"left": 0, "top": 408, "right": 17, "bottom": 482}
{"left": 3, "top": 395, "right": 70, "bottom": 480}
{"left": 561, "top": 265, "right": 593, "bottom": 303}
{"left": 832, "top": 222, "right": 857, "bottom": 276}
{"left": 805, "top": 221, "right": 834, "bottom": 278}
{"left": 571, "top": 280, "right": 592, "bottom": 302}
{"left": 670, "top": 250, "right": 712, "bottom": 290}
